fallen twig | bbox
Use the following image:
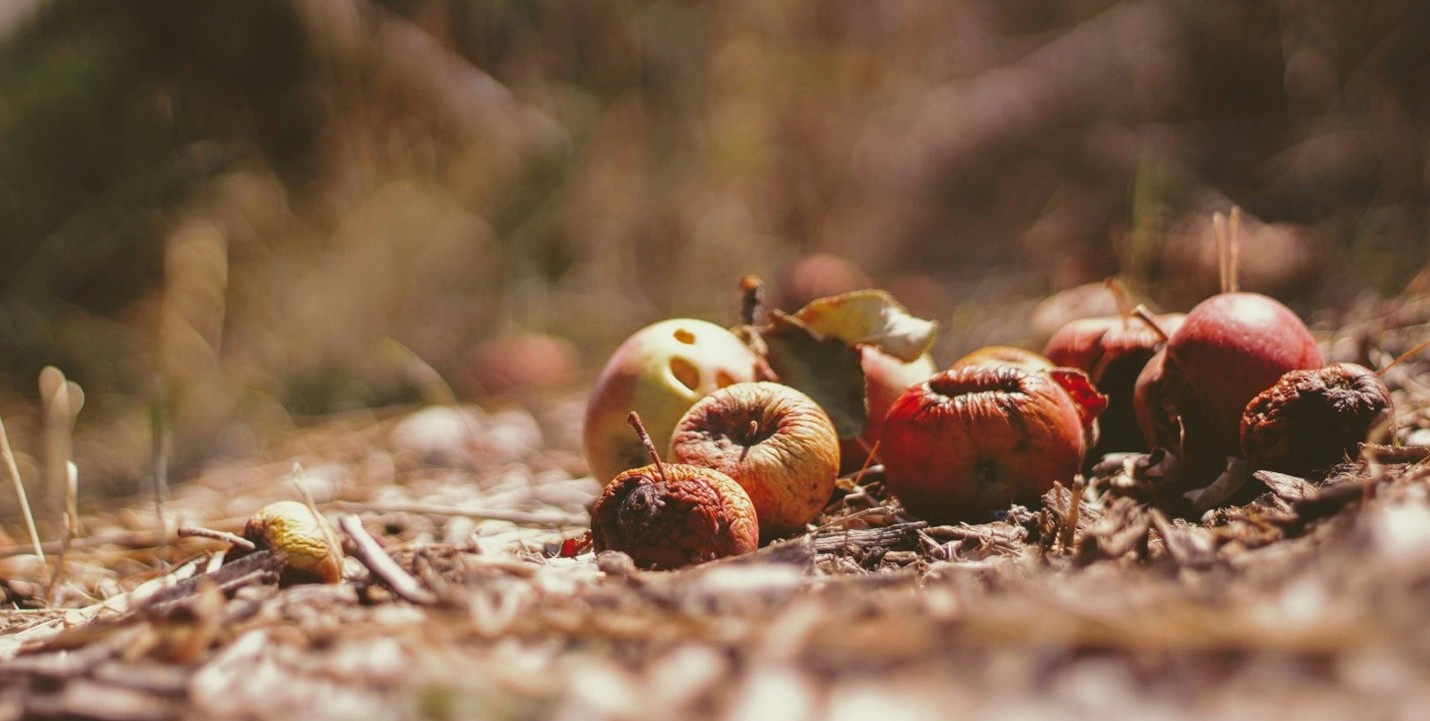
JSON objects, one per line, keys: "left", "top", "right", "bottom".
{"left": 178, "top": 526, "right": 256, "bottom": 551}
{"left": 337, "top": 514, "right": 437, "bottom": 606}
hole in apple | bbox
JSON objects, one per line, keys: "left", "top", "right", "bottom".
{"left": 669, "top": 357, "right": 701, "bottom": 392}
{"left": 715, "top": 371, "right": 736, "bottom": 388}
{"left": 673, "top": 328, "right": 696, "bottom": 345}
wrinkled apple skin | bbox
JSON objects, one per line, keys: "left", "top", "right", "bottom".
{"left": 1241, "top": 363, "right": 1394, "bottom": 475}
{"left": 671, "top": 382, "right": 840, "bottom": 538}
{"left": 583, "top": 319, "right": 759, "bottom": 484}
{"left": 880, "top": 366, "right": 1086, "bottom": 523}
{"left": 1044, "top": 313, "right": 1185, "bottom": 454}
{"left": 1140, "top": 293, "right": 1322, "bottom": 461}
{"left": 841, "top": 347, "right": 938, "bottom": 470}
{"left": 590, "top": 462, "right": 760, "bottom": 570}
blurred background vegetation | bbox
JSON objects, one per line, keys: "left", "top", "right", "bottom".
{"left": 0, "top": 0, "right": 1426, "bottom": 502}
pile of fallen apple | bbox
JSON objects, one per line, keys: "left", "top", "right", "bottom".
{"left": 582, "top": 247, "right": 1397, "bottom": 570}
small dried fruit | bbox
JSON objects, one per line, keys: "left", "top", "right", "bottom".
{"left": 1241, "top": 363, "right": 1395, "bottom": 474}
{"left": 242, "top": 500, "right": 343, "bottom": 584}
{"left": 590, "top": 463, "right": 759, "bottom": 569}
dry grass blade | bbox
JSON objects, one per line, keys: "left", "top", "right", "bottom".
{"left": 0, "top": 417, "right": 45, "bottom": 561}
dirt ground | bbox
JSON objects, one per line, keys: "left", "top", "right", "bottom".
{"left": 0, "top": 298, "right": 1428, "bottom": 721}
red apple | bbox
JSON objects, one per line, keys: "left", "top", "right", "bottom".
{"left": 583, "top": 319, "right": 759, "bottom": 484}
{"left": 841, "top": 347, "right": 938, "bottom": 471}
{"left": 670, "top": 382, "right": 840, "bottom": 538}
{"left": 880, "top": 365, "right": 1089, "bottom": 523}
{"left": 1135, "top": 292, "right": 1322, "bottom": 461}
{"left": 1043, "top": 313, "right": 1186, "bottom": 454}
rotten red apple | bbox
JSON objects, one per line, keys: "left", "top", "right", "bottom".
{"left": 1241, "top": 362, "right": 1395, "bottom": 475}
{"left": 590, "top": 462, "right": 759, "bottom": 570}
{"left": 1044, "top": 312, "right": 1186, "bottom": 454}
{"left": 879, "top": 365, "right": 1094, "bottom": 523}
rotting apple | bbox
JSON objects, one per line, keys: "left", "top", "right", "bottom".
{"left": 880, "top": 365, "right": 1090, "bottom": 523}
{"left": 1241, "top": 362, "right": 1394, "bottom": 475}
{"left": 670, "top": 381, "right": 840, "bottom": 538}
{"left": 1044, "top": 312, "right": 1186, "bottom": 455}
{"left": 1135, "top": 292, "right": 1322, "bottom": 462}
{"left": 590, "top": 461, "right": 759, "bottom": 570}
{"left": 583, "top": 319, "right": 759, "bottom": 484}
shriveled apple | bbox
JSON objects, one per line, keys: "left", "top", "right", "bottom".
{"left": 880, "top": 365, "right": 1091, "bottom": 523}
{"left": 670, "top": 381, "right": 840, "bottom": 538}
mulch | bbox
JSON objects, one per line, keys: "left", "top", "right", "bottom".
{"left": 0, "top": 306, "right": 1428, "bottom": 720}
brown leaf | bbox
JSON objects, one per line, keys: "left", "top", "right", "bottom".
{"left": 758, "top": 312, "right": 868, "bottom": 439}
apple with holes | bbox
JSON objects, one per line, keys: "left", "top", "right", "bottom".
{"left": 583, "top": 318, "right": 759, "bottom": 484}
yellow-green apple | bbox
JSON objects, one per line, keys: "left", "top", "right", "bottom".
{"left": 583, "top": 319, "right": 758, "bottom": 484}
{"left": 670, "top": 381, "right": 839, "bottom": 538}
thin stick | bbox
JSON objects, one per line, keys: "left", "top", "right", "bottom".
{"left": 1227, "top": 206, "right": 1241, "bottom": 294}
{"left": 151, "top": 378, "right": 170, "bottom": 564}
{"left": 178, "top": 526, "right": 256, "bottom": 551}
{"left": 337, "top": 514, "right": 436, "bottom": 606}
{"left": 0, "top": 418, "right": 44, "bottom": 561}
{"left": 1131, "top": 304, "right": 1171, "bottom": 344}
{"left": 851, "top": 440, "right": 880, "bottom": 487}
{"left": 289, "top": 464, "right": 344, "bottom": 577}
{"left": 1062, "top": 479, "right": 1084, "bottom": 552}
{"left": 1378, "top": 337, "right": 1430, "bottom": 378}
{"left": 627, "top": 412, "right": 668, "bottom": 484}
{"left": 1213, "top": 212, "right": 1228, "bottom": 295}
{"left": 739, "top": 275, "right": 765, "bottom": 326}
{"left": 45, "top": 462, "right": 79, "bottom": 605}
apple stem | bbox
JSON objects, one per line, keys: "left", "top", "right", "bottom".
{"left": 739, "top": 275, "right": 765, "bottom": 326}
{"left": 1228, "top": 206, "right": 1241, "bottom": 294}
{"left": 627, "top": 411, "right": 669, "bottom": 485}
{"left": 1130, "top": 304, "right": 1171, "bottom": 344}
{"left": 1378, "top": 336, "right": 1430, "bottom": 378}
{"left": 745, "top": 419, "right": 760, "bottom": 444}
{"left": 1214, "top": 211, "right": 1228, "bottom": 295}
{"left": 1105, "top": 277, "right": 1132, "bottom": 330}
